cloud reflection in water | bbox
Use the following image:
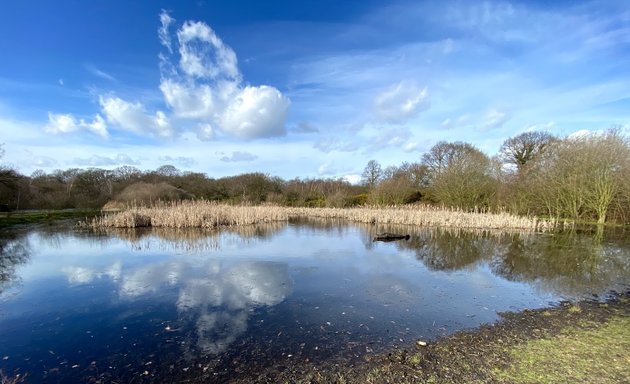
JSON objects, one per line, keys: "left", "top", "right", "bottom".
{"left": 62, "top": 258, "right": 293, "bottom": 355}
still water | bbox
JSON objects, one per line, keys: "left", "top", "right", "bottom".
{"left": 1, "top": 219, "right": 629, "bottom": 382}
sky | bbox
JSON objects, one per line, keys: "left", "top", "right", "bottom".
{"left": 1, "top": 0, "right": 629, "bottom": 183}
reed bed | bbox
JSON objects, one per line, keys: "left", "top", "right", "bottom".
{"left": 89, "top": 201, "right": 560, "bottom": 232}
{"left": 89, "top": 200, "right": 288, "bottom": 229}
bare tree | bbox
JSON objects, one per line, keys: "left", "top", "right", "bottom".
{"left": 499, "top": 131, "right": 556, "bottom": 172}
{"left": 422, "top": 142, "right": 496, "bottom": 209}
{"left": 526, "top": 128, "right": 630, "bottom": 223}
{"left": 361, "top": 160, "right": 382, "bottom": 188}
{"left": 156, "top": 164, "right": 181, "bottom": 177}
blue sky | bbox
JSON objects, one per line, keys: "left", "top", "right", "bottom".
{"left": 1, "top": 0, "right": 629, "bottom": 182}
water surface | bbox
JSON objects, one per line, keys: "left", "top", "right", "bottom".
{"left": 1, "top": 220, "right": 628, "bottom": 382}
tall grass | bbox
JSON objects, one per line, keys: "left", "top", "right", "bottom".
{"left": 88, "top": 200, "right": 563, "bottom": 231}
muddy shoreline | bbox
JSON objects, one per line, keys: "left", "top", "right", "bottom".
{"left": 209, "top": 291, "right": 630, "bottom": 384}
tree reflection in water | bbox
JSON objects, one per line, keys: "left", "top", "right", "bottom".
{"left": 0, "top": 232, "right": 31, "bottom": 294}
{"left": 381, "top": 225, "right": 630, "bottom": 297}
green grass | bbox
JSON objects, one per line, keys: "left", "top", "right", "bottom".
{"left": 495, "top": 317, "right": 630, "bottom": 383}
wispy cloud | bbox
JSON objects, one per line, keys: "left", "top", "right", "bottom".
{"left": 481, "top": 108, "right": 511, "bottom": 131}
{"left": 73, "top": 153, "right": 140, "bottom": 166}
{"left": 313, "top": 137, "right": 359, "bottom": 153}
{"left": 374, "top": 81, "right": 430, "bottom": 124}
{"left": 85, "top": 63, "right": 118, "bottom": 83}
{"left": 294, "top": 121, "right": 319, "bottom": 133}
{"left": 219, "top": 151, "right": 258, "bottom": 162}
{"left": 159, "top": 155, "right": 197, "bottom": 167}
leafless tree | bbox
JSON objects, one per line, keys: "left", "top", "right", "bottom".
{"left": 361, "top": 160, "right": 382, "bottom": 188}
{"left": 499, "top": 131, "right": 556, "bottom": 172}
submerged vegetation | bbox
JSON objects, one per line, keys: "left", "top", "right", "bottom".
{"left": 88, "top": 201, "right": 561, "bottom": 231}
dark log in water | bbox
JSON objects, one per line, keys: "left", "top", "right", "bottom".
{"left": 373, "top": 233, "right": 411, "bottom": 242}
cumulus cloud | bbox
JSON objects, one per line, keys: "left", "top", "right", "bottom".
{"left": 220, "top": 151, "right": 258, "bottom": 162}
{"left": 45, "top": 112, "right": 108, "bottom": 138}
{"left": 220, "top": 86, "right": 289, "bottom": 138}
{"left": 158, "top": 10, "right": 290, "bottom": 139}
{"left": 374, "top": 81, "right": 430, "bottom": 124}
{"left": 176, "top": 20, "right": 240, "bottom": 81}
{"left": 73, "top": 153, "right": 140, "bottom": 167}
{"left": 45, "top": 10, "right": 290, "bottom": 142}
{"left": 481, "top": 108, "right": 511, "bottom": 130}
{"left": 99, "top": 96, "right": 174, "bottom": 138}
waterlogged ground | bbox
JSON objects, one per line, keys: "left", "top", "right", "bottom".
{"left": 0, "top": 220, "right": 629, "bottom": 383}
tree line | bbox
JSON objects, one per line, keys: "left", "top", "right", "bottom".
{"left": 1, "top": 128, "right": 629, "bottom": 224}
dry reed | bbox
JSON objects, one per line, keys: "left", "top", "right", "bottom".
{"left": 89, "top": 200, "right": 561, "bottom": 232}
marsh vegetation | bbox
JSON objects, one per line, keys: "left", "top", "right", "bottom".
{"left": 89, "top": 201, "right": 562, "bottom": 231}
{"left": 2, "top": 128, "right": 629, "bottom": 226}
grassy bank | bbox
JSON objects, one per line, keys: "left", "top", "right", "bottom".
{"left": 88, "top": 201, "right": 563, "bottom": 231}
{"left": 0, "top": 209, "right": 99, "bottom": 228}
{"left": 232, "top": 294, "right": 630, "bottom": 384}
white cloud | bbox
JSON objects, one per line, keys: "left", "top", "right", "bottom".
{"left": 45, "top": 112, "right": 109, "bottom": 138}
{"left": 481, "top": 108, "right": 511, "bottom": 130}
{"left": 567, "top": 129, "right": 605, "bottom": 140}
{"left": 522, "top": 121, "right": 556, "bottom": 132}
{"left": 220, "top": 151, "right": 258, "bottom": 162}
{"left": 158, "top": 10, "right": 175, "bottom": 53}
{"left": 99, "top": 96, "right": 173, "bottom": 138}
{"left": 317, "top": 161, "right": 337, "bottom": 175}
{"left": 343, "top": 174, "right": 362, "bottom": 184}
{"left": 159, "top": 155, "right": 197, "bottom": 167}
{"left": 85, "top": 64, "right": 117, "bottom": 82}
{"left": 403, "top": 142, "right": 420, "bottom": 152}
{"left": 196, "top": 122, "right": 214, "bottom": 140}
{"left": 43, "top": 11, "right": 289, "bottom": 143}
{"left": 313, "top": 137, "right": 359, "bottom": 153}
{"left": 441, "top": 114, "right": 470, "bottom": 129}
{"left": 160, "top": 79, "right": 219, "bottom": 119}
{"left": 374, "top": 81, "right": 430, "bottom": 124}
{"left": 220, "top": 86, "right": 290, "bottom": 139}
{"left": 32, "top": 156, "right": 58, "bottom": 168}
{"left": 158, "top": 12, "right": 290, "bottom": 139}
{"left": 73, "top": 153, "right": 140, "bottom": 166}
{"left": 177, "top": 20, "right": 240, "bottom": 81}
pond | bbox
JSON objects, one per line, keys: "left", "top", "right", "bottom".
{"left": 1, "top": 219, "right": 629, "bottom": 382}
